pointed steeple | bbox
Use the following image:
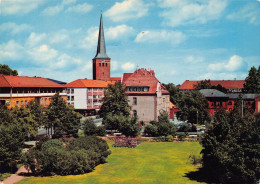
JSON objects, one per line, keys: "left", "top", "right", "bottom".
{"left": 94, "top": 14, "right": 110, "bottom": 59}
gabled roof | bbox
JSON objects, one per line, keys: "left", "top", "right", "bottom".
{"left": 199, "top": 89, "right": 227, "bottom": 98}
{"left": 47, "top": 78, "right": 67, "bottom": 85}
{"left": 0, "top": 75, "right": 65, "bottom": 88}
{"left": 65, "top": 79, "right": 109, "bottom": 88}
{"left": 122, "top": 68, "right": 169, "bottom": 94}
{"left": 110, "top": 77, "right": 121, "bottom": 82}
{"left": 180, "top": 80, "right": 245, "bottom": 90}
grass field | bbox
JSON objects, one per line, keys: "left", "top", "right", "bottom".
{"left": 18, "top": 141, "right": 204, "bottom": 184}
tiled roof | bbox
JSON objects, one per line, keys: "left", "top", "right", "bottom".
{"left": 123, "top": 68, "right": 169, "bottom": 94}
{"left": 180, "top": 80, "right": 245, "bottom": 90}
{"left": 0, "top": 75, "right": 65, "bottom": 88}
{"left": 199, "top": 89, "right": 227, "bottom": 98}
{"left": 109, "top": 77, "right": 121, "bottom": 82}
{"left": 65, "top": 79, "right": 109, "bottom": 88}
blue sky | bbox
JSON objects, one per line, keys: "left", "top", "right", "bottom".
{"left": 0, "top": 0, "right": 259, "bottom": 85}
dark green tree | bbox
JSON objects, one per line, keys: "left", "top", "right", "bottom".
{"left": 0, "top": 64, "right": 18, "bottom": 76}
{"left": 83, "top": 118, "right": 106, "bottom": 136}
{"left": 46, "top": 94, "right": 81, "bottom": 137}
{"left": 163, "top": 83, "right": 182, "bottom": 105}
{"left": 211, "top": 84, "right": 228, "bottom": 93}
{"left": 99, "top": 82, "right": 130, "bottom": 118}
{"left": 28, "top": 101, "right": 47, "bottom": 127}
{"left": 177, "top": 91, "right": 210, "bottom": 124}
{"left": 0, "top": 124, "right": 26, "bottom": 172}
{"left": 243, "top": 66, "right": 260, "bottom": 93}
{"left": 0, "top": 106, "right": 14, "bottom": 126}
{"left": 201, "top": 103, "right": 260, "bottom": 183}
{"left": 194, "top": 80, "right": 212, "bottom": 90}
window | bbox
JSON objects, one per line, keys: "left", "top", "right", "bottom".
{"left": 71, "top": 96, "right": 74, "bottom": 101}
{"left": 25, "top": 100, "right": 28, "bottom": 106}
{"left": 133, "top": 97, "right": 137, "bottom": 105}
{"left": 99, "top": 63, "right": 101, "bottom": 67}
{"left": 45, "top": 98, "right": 47, "bottom": 105}
{"left": 16, "top": 101, "right": 19, "bottom": 107}
{"left": 106, "top": 63, "right": 107, "bottom": 67}
{"left": 228, "top": 101, "right": 232, "bottom": 105}
{"left": 71, "top": 89, "right": 74, "bottom": 94}
{"left": 21, "top": 101, "right": 23, "bottom": 106}
{"left": 220, "top": 101, "right": 223, "bottom": 106}
{"left": 133, "top": 110, "right": 137, "bottom": 117}
{"left": 67, "top": 89, "right": 70, "bottom": 94}
{"left": 68, "top": 96, "right": 70, "bottom": 101}
{"left": 102, "top": 63, "right": 104, "bottom": 67}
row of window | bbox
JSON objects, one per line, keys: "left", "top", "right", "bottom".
{"left": 127, "top": 87, "right": 149, "bottom": 92}
{"left": 99, "top": 63, "right": 108, "bottom": 67}
{"left": 67, "top": 96, "right": 74, "bottom": 101}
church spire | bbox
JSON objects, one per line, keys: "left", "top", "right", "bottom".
{"left": 94, "top": 14, "right": 110, "bottom": 59}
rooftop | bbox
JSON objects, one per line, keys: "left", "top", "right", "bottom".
{"left": 65, "top": 79, "right": 110, "bottom": 88}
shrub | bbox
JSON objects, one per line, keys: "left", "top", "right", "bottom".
{"left": 178, "top": 133, "right": 186, "bottom": 141}
{"left": 23, "top": 136, "right": 111, "bottom": 176}
{"left": 144, "top": 125, "right": 158, "bottom": 137}
{"left": 166, "top": 135, "right": 174, "bottom": 142}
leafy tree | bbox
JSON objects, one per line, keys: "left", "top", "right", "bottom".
{"left": 201, "top": 103, "right": 260, "bottom": 183}
{"left": 243, "top": 66, "right": 260, "bottom": 93}
{"left": 28, "top": 101, "right": 47, "bottom": 127}
{"left": 99, "top": 82, "right": 130, "bottom": 118}
{"left": 144, "top": 111, "right": 175, "bottom": 137}
{"left": 0, "top": 64, "right": 18, "bottom": 76}
{"left": 118, "top": 115, "right": 140, "bottom": 137}
{"left": 12, "top": 107, "right": 40, "bottom": 138}
{"left": 0, "top": 124, "right": 26, "bottom": 172}
{"left": 211, "top": 84, "right": 228, "bottom": 93}
{"left": 177, "top": 91, "right": 210, "bottom": 124}
{"left": 46, "top": 94, "right": 81, "bottom": 137}
{"left": 163, "top": 83, "right": 182, "bottom": 105}
{"left": 83, "top": 118, "right": 106, "bottom": 136}
{"left": 194, "top": 80, "right": 212, "bottom": 90}
{"left": 0, "top": 106, "right": 14, "bottom": 126}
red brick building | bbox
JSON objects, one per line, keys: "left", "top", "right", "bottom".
{"left": 0, "top": 75, "right": 67, "bottom": 108}
{"left": 199, "top": 89, "right": 260, "bottom": 117}
{"left": 180, "top": 80, "right": 245, "bottom": 93}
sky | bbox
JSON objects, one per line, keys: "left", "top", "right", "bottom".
{"left": 0, "top": 0, "right": 260, "bottom": 85}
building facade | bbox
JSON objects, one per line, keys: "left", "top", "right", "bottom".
{"left": 65, "top": 79, "right": 110, "bottom": 115}
{"left": 199, "top": 89, "right": 260, "bottom": 117}
{"left": 0, "top": 75, "right": 66, "bottom": 108}
{"left": 123, "top": 68, "right": 170, "bottom": 122}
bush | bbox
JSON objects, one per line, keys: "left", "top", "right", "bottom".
{"left": 166, "top": 135, "right": 174, "bottom": 142}
{"left": 83, "top": 119, "right": 107, "bottom": 136}
{"left": 178, "top": 133, "right": 186, "bottom": 141}
{"left": 22, "top": 136, "right": 111, "bottom": 176}
{"left": 144, "top": 125, "right": 158, "bottom": 137}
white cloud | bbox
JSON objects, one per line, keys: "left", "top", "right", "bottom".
{"left": 111, "top": 60, "right": 119, "bottom": 71}
{"left": 106, "top": 25, "right": 134, "bottom": 40}
{"left": 158, "top": 0, "right": 227, "bottom": 27}
{"left": 62, "top": 0, "right": 77, "bottom": 5}
{"left": 209, "top": 55, "right": 248, "bottom": 72}
{"left": 0, "top": 40, "right": 25, "bottom": 61}
{"left": 105, "top": 0, "right": 150, "bottom": 22}
{"left": 1, "top": 0, "right": 45, "bottom": 15}
{"left": 227, "top": 3, "right": 260, "bottom": 25}
{"left": 0, "top": 22, "right": 32, "bottom": 35}
{"left": 135, "top": 30, "right": 186, "bottom": 44}
{"left": 42, "top": 5, "right": 63, "bottom": 16}
{"left": 185, "top": 56, "right": 204, "bottom": 63}
{"left": 28, "top": 44, "right": 58, "bottom": 63}
{"left": 80, "top": 25, "right": 134, "bottom": 49}
{"left": 66, "top": 3, "right": 93, "bottom": 13}
{"left": 26, "top": 32, "right": 47, "bottom": 47}
{"left": 122, "top": 62, "right": 135, "bottom": 71}
{"left": 49, "top": 31, "right": 69, "bottom": 44}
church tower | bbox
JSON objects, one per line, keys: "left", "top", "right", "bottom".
{"left": 93, "top": 14, "right": 111, "bottom": 81}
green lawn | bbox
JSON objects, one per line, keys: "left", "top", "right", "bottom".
{"left": 18, "top": 141, "right": 204, "bottom": 184}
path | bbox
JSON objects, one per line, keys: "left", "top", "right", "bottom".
{"left": 2, "top": 166, "right": 28, "bottom": 184}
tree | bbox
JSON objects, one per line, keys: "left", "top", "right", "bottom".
{"left": 177, "top": 91, "right": 210, "bottom": 124}
{"left": 99, "top": 82, "right": 130, "bottom": 118}
{"left": 0, "top": 124, "right": 26, "bottom": 172}
{"left": 200, "top": 102, "right": 260, "bottom": 183}
{"left": 243, "top": 66, "right": 260, "bottom": 93}
{"left": 144, "top": 111, "right": 175, "bottom": 137}
{"left": 0, "top": 106, "right": 14, "bottom": 126}
{"left": 0, "top": 64, "right": 18, "bottom": 76}
{"left": 194, "top": 80, "right": 211, "bottom": 90}
{"left": 83, "top": 118, "right": 106, "bottom": 136}
{"left": 163, "top": 83, "right": 182, "bottom": 105}
{"left": 46, "top": 94, "right": 81, "bottom": 137}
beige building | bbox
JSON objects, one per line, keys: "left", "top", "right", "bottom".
{"left": 122, "top": 68, "right": 170, "bottom": 122}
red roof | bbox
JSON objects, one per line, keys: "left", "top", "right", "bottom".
{"left": 65, "top": 79, "right": 109, "bottom": 88}
{"left": 109, "top": 77, "right": 121, "bottom": 82}
{"left": 179, "top": 80, "right": 245, "bottom": 90}
{"left": 0, "top": 75, "right": 65, "bottom": 88}
{"left": 123, "top": 68, "right": 169, "bottom": 94}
